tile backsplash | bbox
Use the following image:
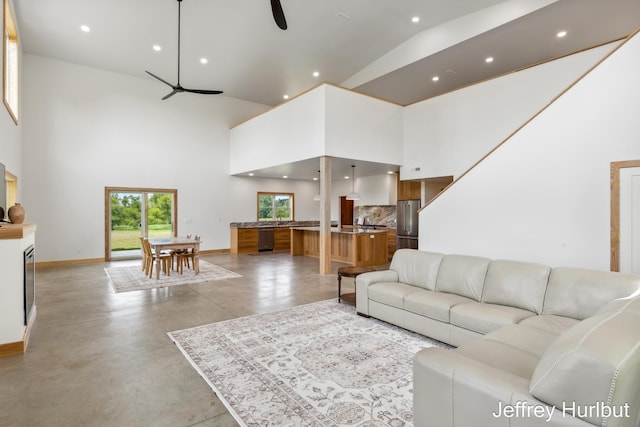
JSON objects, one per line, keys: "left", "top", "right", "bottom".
{"left": 354, "top": 205, "right": 396, "bottom": 227}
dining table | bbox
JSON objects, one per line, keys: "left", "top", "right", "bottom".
{"left": 148, "top": 236, "right": 201, "bottom": 279}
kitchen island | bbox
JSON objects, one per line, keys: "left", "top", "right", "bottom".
{"left": 290, "top": 227, "right": 389, "bottom": 267}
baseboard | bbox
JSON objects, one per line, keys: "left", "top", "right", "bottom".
{"left": 0, "top": 340, "right": 24, "bottom": 357}
{"left": 0, "top": 306, "right": 36, "bottom": 358}
{"left": 37, "top": 257, "right": 105, "bottom": 268}
{"left": 200, "top": 249, "right": 230, "bottom": 255}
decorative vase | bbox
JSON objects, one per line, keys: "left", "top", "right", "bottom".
{"left": 8, "top": 203, "right": 25, "bottom": 224}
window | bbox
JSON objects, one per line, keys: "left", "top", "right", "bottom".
{"left": 258, "top": 192, "right": 294, "bottom": 221}
{"left": 3, "top": 0, "right": 18, "bottom": 124}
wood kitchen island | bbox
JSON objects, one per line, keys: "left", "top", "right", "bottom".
{"left": 290, "top": 227, "right": 389, "bottom": 267}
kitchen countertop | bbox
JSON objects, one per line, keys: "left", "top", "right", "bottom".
{"left": 290, "top": 226, "right": 389, "bottom": 235}
{"left": 230, "top": 221, "right": 337, "bottom": 229}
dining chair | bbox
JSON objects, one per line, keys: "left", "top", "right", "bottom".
{"left": 141, "top": 238, "right": 171, "bottom": 278}
{"left": 175, "top": 235, "right": 199, "bottom": 274}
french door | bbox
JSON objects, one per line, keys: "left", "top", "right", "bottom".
{"left": 105, "top": 187, "right": 178, "bottom": 261}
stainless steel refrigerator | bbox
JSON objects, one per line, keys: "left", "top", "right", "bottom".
{"left": 396, "top": 199, "right": 420, "bottom": 250}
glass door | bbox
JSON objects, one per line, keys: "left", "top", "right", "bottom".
{"left": 106, "top": 187, "right": 177, "bottom": 261}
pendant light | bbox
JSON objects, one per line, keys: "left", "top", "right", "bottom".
{"left": 313, "top": 170, "right": 321, "bottom": 201}
{"left": 346, "top": 165, "right": 360, "bottom": 201}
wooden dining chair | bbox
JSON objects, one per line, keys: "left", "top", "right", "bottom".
{"left": 174, "top": 235, "right": 199, "bottom": 274}
{"left": 141, "top": 238, "right": 171, "bottom": 278}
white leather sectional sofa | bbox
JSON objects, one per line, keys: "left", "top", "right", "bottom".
{"left": 355, "top": 249, "right": 640, "bottom": 427}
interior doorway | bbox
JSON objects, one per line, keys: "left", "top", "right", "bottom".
{"left": 610, "top": 161, "right": 640, "bottom": 273}
{"left": 105, "top": 187, "right": 177, "bottom": 261}
{"left": 339, "top": 196, "right": 354, "bottom": 227}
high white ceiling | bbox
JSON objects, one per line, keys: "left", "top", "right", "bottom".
{"left": 13, "top": 0, "right": 640, "bottom": 180}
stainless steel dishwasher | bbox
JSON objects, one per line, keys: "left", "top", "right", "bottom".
{"left": 258, "top": 228, "right": 275, "bottom": 252}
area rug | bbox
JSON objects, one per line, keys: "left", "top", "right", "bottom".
{"left": 105, "top": 260, "right": 241, "bottom": 293}
{"left": 168, "top": 299, "right": 450, "bottom": 426}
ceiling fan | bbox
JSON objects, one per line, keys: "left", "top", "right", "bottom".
{"left": 271, "top": 0, "right": 287, "bottom": 30}
{"left": 145, "top": 0, "right": 223, "bottom": 100}
{"left": 146, "top": 0, "right": 287, "bottom": 100}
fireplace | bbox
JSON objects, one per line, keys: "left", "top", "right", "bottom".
{"left": 24, "top": 245, "right": 35, "bottom": 325}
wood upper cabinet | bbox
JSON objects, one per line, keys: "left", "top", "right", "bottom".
{"left": 397, "top": 180, "right": 421, "bottom": 200}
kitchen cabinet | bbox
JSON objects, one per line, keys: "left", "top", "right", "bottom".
{"left": 230, "top": 228, "right": 259, "bottom": 253}
{"left": 397, "top": 180, "right": 421, "bottom": 200}
{"left": 274, "top": 228, "right": 291, "bottom": 251}
{"left": 290, "top": 227, "right": 389, "bottom": 267}
{"left": 230, "top": 226, "right": 291, "bottom": 253}
{"left": 386, "top": 229, "right": 397, "bottom": 259}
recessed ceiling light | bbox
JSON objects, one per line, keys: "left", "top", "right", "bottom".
{"left": 80, "top": 25, "right": 91, "bottom": 32}
{"left": 152, "top": 45, "right": 162, "bottom": 52}
{"left": 388, "top": 171, "right": 395, "bottom": 174}
{"left": 485, "top": 57, "right": 494, "bottom": 63}
{"left": 200, "top": 58, "right": 208, "bottom": 64}
{"left": 283, "top": 94, "right": 289, "bottom": 99}
{"left": 557, "top": 30, "right": 567, "bottom": 38}
{"left": 432, "top": 76, "right": 439, "bottom": 82}
{"left": 313, "top": 71, "right": 320, "bottom": 78}
{"left": 313, "top": 177, "right": 318, "bottom": 181}
{"left": 344, "top": 176, "right": 350, "bottom": 180}
{"left": 283, "top": 175, "right": 288, "bottom": 179}
{"left": 248, "top": 173, "right": 254, "bottom": 176}
{"left": 412, "top": 16, "right": 420, "bottom": 23}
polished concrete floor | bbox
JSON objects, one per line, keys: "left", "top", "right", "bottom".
{"left": 0, "top": 252, "right": 349, "bottom": 426}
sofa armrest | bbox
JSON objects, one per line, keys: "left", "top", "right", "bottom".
{"left": 413, "top": 348, "right": 588, "bottom": 427}
{"left": 355, "top": 270, "right": 398, "bottom": 315}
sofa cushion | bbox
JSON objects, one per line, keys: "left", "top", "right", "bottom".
{"left": 389, "top": 249, "right": 443, "bottom": 291}
{"left": 481, "top": 259, "right": 550, "bottom": 314}
{"left": 450, "top": 302, "right": 535, "bottom": 335}
{"left": 404, "top": 290, "right": 473, "bottom": 322}
{"left": 367, "top": 282, "right": 416, "bottom": 309}
{"left": 518, "top": 314, "right": 579, "bottom": 336}
{"left": 481, "top": 324, "right": 560, "bottom": 360}
{"left": 530, "top": 307, "right": 640, "bottom": 426}
{"left": 456, "top": 337, "right": 540, "bottom": 380}
{"left": 542, "top": 267, "right": 640, "bottom": 320}
{"left": 435, "top": 254, "right": 490, "bottom": 301}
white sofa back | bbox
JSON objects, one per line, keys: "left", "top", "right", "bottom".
{"left": 385, "top": 249, "right": 640, "bottom": 319}
{"left": 543, "top": 267, "right": 640, "bottom": 320}
{"left": 482, "top": 260, "right": 550, "bottom": 314}
{"left": 434, "top": 254, "right": 490, "bottom": 301}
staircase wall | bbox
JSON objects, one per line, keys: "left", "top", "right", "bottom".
{"left": 419, "top": 32, "right": 640, "bottom": 270}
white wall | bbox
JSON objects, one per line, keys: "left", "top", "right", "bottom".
{"left": 324, "top": 85, "right": 403, "bottom": 166}
{"left": 229, "top": 84, "right": 404, "bottom": 175}
{"left": 21, "top": 55, "right": 318, "bottom": 262}
{"left": 402, "top": 43, "right": 617, "bottom": 180}
{"left": 229, "top": 86, "right": 326, "bottom": 175}
{"left": 420, "top": 33, "right": 640, "bottom": 270}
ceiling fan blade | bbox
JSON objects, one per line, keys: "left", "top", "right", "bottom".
{"left": 145, "top": 70, "right": 174, "bottom": 88}
{"left": 271, "top": 0, "right": 287, "bottom": 30}
{"left": 161, "top": 89, "right": 181, "bottom": 100}
{"left": 183, "top": 88, "right": 224, "bottom": 95}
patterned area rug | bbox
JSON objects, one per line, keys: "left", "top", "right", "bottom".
{"left": 105, "top": 261, "right": 241, "bottom": 293}
{"left": 168, "top": 300, "right": 449, "bottom": 426}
